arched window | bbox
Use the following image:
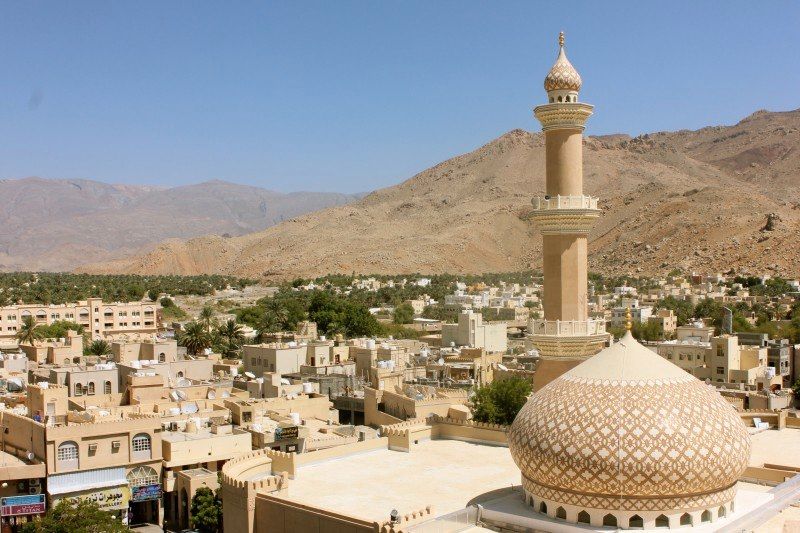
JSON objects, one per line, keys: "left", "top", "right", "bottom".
{"left": 74, "top": 383, "right": 84, "bottom": 396}
{"left": 577, "top": 511, "right": 590, "bottom": 524}
{"left": 549, "top": 97, "right": 554, "bottom": 103}
{"left": 539, "top": 502, "right": 547, "bottom": 514}
{"left": 87, "top": 382, "right": 95, "bottom": 395}
{"left": 127, "top": 465, "right": 159, "bottom": 487}
{"left": 177, "top": 371, "right": 184, "bottom": 378}
{"left": 557, "top": 95, "right": 563, "bottom": 102}
{"left": 629, "top": 515, "right": 644, "bottom": 529}
{"left": 680, "top": 513, "right": 692, "bottom": 526}
{"left": 701, "top": 510, "right": 712, "bottom": 523}
{"left": 64, "top": 358, "right": 70, "bottom": 365}
{"left": 132, "top": 433, "right": 152, "bottom": 460}
{"left": 655, "top": 515, "right": 669, "bottom": 528}
{"left": 603, "top": 514, "right": 617, "bottom": 527}
{"left": 104, "top": 380, "right": 112, "bottom": 394}
{"left": 57, "top": 441, "right": 79, "bottom": 470}
{"left": 159, "top": 352, "right": 166, "bottom": 363}
{"left": 556, "top": 507, "right": 566, "bottom": 520}
{"left": 718, "top": 506, "right": 726, "bottom": 518}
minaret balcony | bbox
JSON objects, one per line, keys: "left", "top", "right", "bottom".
{"left": 528, "top": 318, "right": 610, "bottom": 360}
{"left": 529, "top": 318, "right": 606, "bottom": 337}
{"left": 529, "top": 195, "right": 600, "bottom": 234}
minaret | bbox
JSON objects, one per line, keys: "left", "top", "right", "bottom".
{"left": 528, "top": 32, "right": 609, "bottom": 391}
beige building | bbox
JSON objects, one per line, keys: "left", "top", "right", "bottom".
{"left": 441, "top": 310, "right": 507, "bottom": 353}
{"left": 0, "top": 298, "right": 160, "bottom": 343}
{"left": 649, "top": 309, "right": 678, "bottom": 335}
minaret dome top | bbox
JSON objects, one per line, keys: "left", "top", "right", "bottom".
{"left": 543, "top": 31, "right": 582, "bottom": 99}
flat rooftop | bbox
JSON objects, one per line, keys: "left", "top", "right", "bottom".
{"left": 281, "top": 439, "right": 518, "bottom": 522}
{"left": 748, "top": 428, "right": 800, "bottom": 468}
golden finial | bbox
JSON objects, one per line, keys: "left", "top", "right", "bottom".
{"left": 558, "top": 31, "right": 565, "bottom": 48}
{"left": 625, "top": 307, "right": 632, "bottom": 332}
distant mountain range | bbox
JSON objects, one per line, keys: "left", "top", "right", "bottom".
{"left": 0, "top": 177, "right": 360, "bottom": 271}
{"left": 78, "top": 108, "right": 800, "bottom": 280}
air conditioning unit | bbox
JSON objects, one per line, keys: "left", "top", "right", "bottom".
{"left": 111, "top": 441, "right": 121, "bottom": 449}
{"left": 28, "top": 479, "right": 41, "bottom": 487}
{"left": 88, "top": 444, "right": 98, "bottom": 452}
{"left": 29, "top": 487, "right": 41, "bottom": 495}
{"left": 170, "top": 422, "right": 178, "bottom": 431}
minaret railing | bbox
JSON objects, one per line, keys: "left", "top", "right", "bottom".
{"left": 531, "top": 195, "right": 598, "bottom": 211}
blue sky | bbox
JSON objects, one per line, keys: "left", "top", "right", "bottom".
{"left": 1, "top": 2, "right": 798, "bottom": 193}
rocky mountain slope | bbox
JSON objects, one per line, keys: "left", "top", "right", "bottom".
{"left": 81, "top": 108, "right": 800, "bottom": 280}
{"left": 0, "top": 178, "right": 359, "bottom": 271}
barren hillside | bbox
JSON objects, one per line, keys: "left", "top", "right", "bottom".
{"left": 0, "top": 178, "right": 359, "bottom": 271}
{"left": 80, "top": 109, "right": 800, "bottom": 280}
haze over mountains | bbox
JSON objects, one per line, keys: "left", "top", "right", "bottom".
{"left": 0, "top": 178, "right": 360, "bottom": 271}
{"left": 77, "top": 108, "right": 800, "bottom": 281}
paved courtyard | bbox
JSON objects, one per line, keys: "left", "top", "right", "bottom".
{"left": 282, "top": 439, "right": 519, "bottom": 522}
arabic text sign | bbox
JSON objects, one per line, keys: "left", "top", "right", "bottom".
{"left": 1, "top": 494, "right": 46, "bottom": 517}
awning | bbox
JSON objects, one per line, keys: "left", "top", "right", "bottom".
{"left": 47, "top": 467, "right": 128, "bottom": 495}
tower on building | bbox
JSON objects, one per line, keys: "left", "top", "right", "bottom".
{"left": 528, "top": 32, "right": 609, "bottom": 391}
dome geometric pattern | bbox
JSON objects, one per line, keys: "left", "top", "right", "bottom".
{"left": 509, "top": 332, "right": 751, "bottom": 513}
{"left": 544, "top": 46, "right": 582, "bottom": 93}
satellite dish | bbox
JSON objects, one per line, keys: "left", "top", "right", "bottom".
{"left": 221, "top": 391, "right": 230, "bottom": 398}
{"left": 181, "top": 403, "right": 199, "bottom": 414}
{"left": 177, "top": 378, "right": 192, "bottom": 387}
{"left": 176, "top": 390, "right": 188, "bottom": 401}
{"left": 170, "top": 391, "right": 180, "bottom": 402}
{"left": 497, "top": 363, "right": 508, "bottom": 371}
{"left": 26, "top": 451, "right": 35, "bottom": 461}
{"left": 244, "top": 371, "right": 256, "bottom": 380}
{"left": 437, "top": 358, "right": 445, "bottom": 365}
{"left": 207, "top": 391, "right": 216, "bottom": 400}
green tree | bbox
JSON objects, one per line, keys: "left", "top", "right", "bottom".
{"left": 393, "top": 302, "right": 415, "bottom": 324}
{"left": 199, "top": 305, "right": 216, "bottom": 331}
{"left": 36, "top": 320, "right": 85, "bottom": 339}
{"left": 216, "top": 318, "right": 245, "bottom": 358}
{"left": 655, "top": 296, "right": 694, "bottom": 326}
{"left": 17, "top": 315, "right": 40, "bottom": 345}
{"left": 471, "top": 376, "right": 532, "bottom": 426}
{"left": 180, "top": 321, "right": 212, "bottom": 355}
{"left": 190, "top": 486, "right": 223, "bottom": 533}
{"left": 21, "top": 498, "right": 128, "bottom": 533}
{"left": 84, "top": 339, "right": 111, "bottom": 356}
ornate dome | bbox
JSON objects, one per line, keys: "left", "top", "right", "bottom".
{"left": 509, "top": 331, "right": 750, "bottom": 517}
{"left": 544, "top": 32, "right": 582, "bottom": 93}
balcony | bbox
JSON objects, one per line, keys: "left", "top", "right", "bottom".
{"left": 529, "top": 318, "right": 606, "bottom": 337}
{"left": 528, "top": 319, "right": 609, "bottom": 359}
{"left": 529, "top": 195, "right": 600, "bottom": 235}
{"left": 531, "top": 195, "right": 598, "bottom": 211}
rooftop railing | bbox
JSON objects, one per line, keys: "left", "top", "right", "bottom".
{"left": 530, "top": 318, "right": 606, "bottom": 337}
{"left": 531, "top": 195, "right": 598, "bottom": 210}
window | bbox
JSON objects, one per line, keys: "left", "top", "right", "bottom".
{"left": 74, "top": 384, "right": 84, "bottom": 396}
{"left": 555, "top": 507, "right": 566, "bottom": 520}
{"left": 680, "top": 513, "right": 692, "bottom": 526}
{"left": 57, "top": 441, "right": 79, "bottom": 469}
{"left": 87, "top": 382, "right": 95, "bottom": 395}
{"left": 701, "top": 510, "right": 711, "bottom": 523}
{"left": 177, "top": 371, "right": 184, "bottom": 378}
{"left": 132, "top": 433, "right": 152, "bottom": 460}
{"left": 127, "top": 465, "right": 159, "bottom": 487}
{"left": 603, "top": 514, "right": 617, "bottom": 527}
{"left": 538, "top": 502, "right": 547, "bottom": 514}
{"left": 159, "top": 353, "right": 166, "bottom": 363}
{"left": 629, "top": 515, "right": 643, "bottom": 529}
{"left": 655, "top": 515, "right": 669, "bottom": 528}
{"left": 718, "top": 506, "right": 726, "bottom": 518}
{"left": 716, "top": 366, "right": 725, "bottom": 375}
{"left": 577, "top": 511, "right": 590, "bottom": 524}
{"left": 104, "top": 380, "right": 112, "bottom": 394}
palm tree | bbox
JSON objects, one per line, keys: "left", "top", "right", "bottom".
{"left": 216, "top": 319, "right": 244, "bottom": 358}
{"left": 198, "top": 306, "right": 216, "bottom": 332}
{"left": 17, "top": 315, "right": 40, "bottom": 345}
{"left": 84, "top": 339, "right": 111, "bottom": 356}
{"left": 180, "top": 321, "right": 212, "bottom": 355}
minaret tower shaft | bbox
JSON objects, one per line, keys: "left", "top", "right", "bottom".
{"left": 528, "top": 32, "right": 609, "bottom": 391}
